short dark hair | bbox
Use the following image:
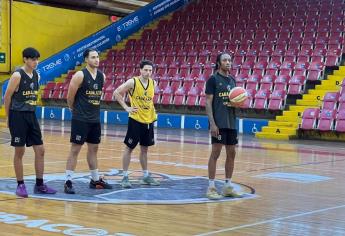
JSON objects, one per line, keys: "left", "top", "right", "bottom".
{"left": 140, "top": 60, "right": 154, "bottom": 69}
{"left": 215, "top": 52, "right": 232, "bottom": 70}
{"left": 22, "top": 47, "right": 40, "bottom": 59}
{"left": 83, "top": 48, "right": 98, "bottom": 59}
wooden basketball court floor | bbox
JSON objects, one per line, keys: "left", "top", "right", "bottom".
{"left": 0, "top": 119, "right": 345, "bottom": 236}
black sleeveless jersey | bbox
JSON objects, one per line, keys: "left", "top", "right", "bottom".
{"left": 72, "top": 68, "right": 104, "bottom": 122}
{"left": 10, "top": 69, "right": 39, "bottom": 112}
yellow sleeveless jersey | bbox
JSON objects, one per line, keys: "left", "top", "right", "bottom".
{"left": 129, "top": 77, "right": 157, "bottom": 124}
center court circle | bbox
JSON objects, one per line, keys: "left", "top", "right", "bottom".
{"left": 0, "top": 170, "right": 256, "bottom": 204}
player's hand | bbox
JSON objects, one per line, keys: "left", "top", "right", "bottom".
{"left": 6, "top": 118, "right": 9, "bottom": 128}
{"left": 126, "top": 106, "right": 139, "bottom": 114}
{"left": 210, "top": 124, "right": 219, "bottom": 138}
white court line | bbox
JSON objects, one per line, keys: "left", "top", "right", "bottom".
{"left": 2, "top": 142, "right": 343, "bottom": 175}
{"left": 42, "top": 141, "right": 281, "bottom": 166}
{"left": 0, "top": 156, "right": 227, "bottom": 172}
{"left": 195, "top": 204, "right": 345, "bottom": 236}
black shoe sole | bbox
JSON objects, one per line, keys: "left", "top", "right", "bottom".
{"left": 89, "top": 184, "right": 113, "bottom": 189}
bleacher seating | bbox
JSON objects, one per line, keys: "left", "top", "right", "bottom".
{"left": 41, "top": 0, "right": 344, "bottom": 114}
{"left": 299, "top": 79, "right": 345, "bottom": 132}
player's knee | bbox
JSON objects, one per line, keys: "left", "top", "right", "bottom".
{"left": 38, "top": 147, "right": 45, "bottom": 158}
{"left": 210, "top": 150, "right": 221, "bottom": 160}
{"left": 226, "top": 147, "right": 236, "bottom": 159}
{"left": 228, "top": 151, "right": 236, "bottom": 159}
{"left": 70, "top": 145, "right": 82, "bottom": 157}
{"left": 140, "top": 146, "right": 148, "bottom": 153}
{"left": 88, "top": 144, "right": 98, "bottom": 153}
{"left": 211, "top": 145, "right": 222, "bottom": 159}
{"left": 14, "top": 147, "right": 25, "bottom": 157}
{"left": 210, "top": 154, "right": 220, "bottom": 161}
{"left": 125, "top": 146, "right": 134, "bottom": 153}
{"left": 33, "top": 145, "right": 45, "bottom": 158}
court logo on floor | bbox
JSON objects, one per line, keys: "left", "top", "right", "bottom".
{"left": 0, "top": 170, "right": 256, "bottom": 204}
{"left": 255, "top": 172, "right": 332, "bottom": 183}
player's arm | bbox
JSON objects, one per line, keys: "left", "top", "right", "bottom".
{"left": 205, "top": 77, "right": 219, "bottom": 137}
{"left": 67, "top": 71, "right": 83, "bottom": 110}
{"left": 206, "top": 94, "right": 219, "bottom": 137}
{"left": 102, "top": 73, "right": 106, "bottom": 92}
{"left": 113, "top": 79, "right": 138, "bottom": 114}
{"left": 4, "top": 72, "right": 21, "bottom": 127}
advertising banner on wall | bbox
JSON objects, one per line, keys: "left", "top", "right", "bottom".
{"left": 2, "top": 0, "right": 190, "bottom": 97}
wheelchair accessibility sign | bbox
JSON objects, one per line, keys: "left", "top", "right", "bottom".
{"left": 43, "top": 107, "right": 62, "bottom": 120}
{"left": 184, "top": 116, "right": 208, "bottom": 130}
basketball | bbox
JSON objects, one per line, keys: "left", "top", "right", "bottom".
{"left": 229, "top": 87, "right": 247, "bottom": 104}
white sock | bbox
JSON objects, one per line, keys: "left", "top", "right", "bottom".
{"left": 209, "top": 179, "right": 215, "bottom": 188}
{"left": 65, "top": 170, "right": 74, "bottom": 182}
{"left": 123, "top": 171, "right": 128, "bottom": 177}
{"left": 143, "top": 170, "right": 149, "bottom": 177}
{"left": 90, "top": 169, "right": 99, "bottom": 181}
{"left": 225, "top": 178, "right": 232, "bottom": 186}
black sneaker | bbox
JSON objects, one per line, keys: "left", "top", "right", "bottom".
{"left": 64, "top": 180, "right": 75, "bottom": 194}
{"left": 89, "top": 177, "right": 112, "bottom": 189}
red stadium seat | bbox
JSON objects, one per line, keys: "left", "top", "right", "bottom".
{"left": 246, "top": 74, "right": 262, "bottom": 90}
{"left": 253, "top": 89, "right": 270, "bottom": 109}
{"left": 318, "top": 109, "right": 336, "bottom": 131}
{"left": 161, "top": 86, "right": 174, "bottom": 105}
{"left": 173, "top": 87, "right": 186, "bottom": 106}
{"left": 260, "top": 75, "right": 276, "bottom": 91}
{"left": 301, "top": 108, "right": 320, "bottom": 130}
{"left": 322, "top": 92, "right": 339, "bottom": 110}
{"left": 335, "top": 109, "right": 345, "bottom": 132}
{"left": 288, "top": 75, "right": 306, "bottom": 95}
{"left": 274, "top": 75, "right": 290, "bottom": 91}
{"left": 268, "top": 90, "right": 286, "bottom": 110}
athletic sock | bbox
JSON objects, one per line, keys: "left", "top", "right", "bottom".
{"left": 225, "top": 178, "right": 232, "bottom": 186}
{"left": 36, "top": 178, "right": 44, "bottom": 186}
{"left": 209, "top": 179, "right": 215, "bottom": 188}
{"left": 143, "top": 170, "right": 149, "bottom": 178}
{"left": 65, "top": 170, "right": 74, "bottom": 182}
{"left": 90, "top": 169, "right": 99, "bottom": 181}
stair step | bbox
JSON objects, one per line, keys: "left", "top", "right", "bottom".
{"left": 321, "top": 79, "right": 343, "bottom": 86}
{"left": 315, "top": 84, "right": 340, "bottom": 90}
{"left": 332, "top": 71, "right": 345, "bottom": 76}
{"left": 282, "top": 110, "right": 300, "bottom": 117}
{"left": 296, "top": 99, "right": 321, "bottom": 106}
{"left": 262, "top": 127, "right": 297, "bottom": 135}
{"left": 289, "top": 105, "right": 320, "bottom": 114}
{"left": 0, "top": 107, "right": 5, "bottom": 118}
{"left": 276, "top": 115, "right": 302, "bottom": 122}
{"left": 302, "top": 94, "right": 324, "bottom": 101}
{"left": 255, "top": 132, "right": 291, "bottom": 140}
{"left": 289, "top": 105, "right": 312, "bottom": 112}
{"left": 308, "top": 89, "right": 339, "bottom": 95}
{"left": 268, "top": 121, "right": 299, "bottom": 128}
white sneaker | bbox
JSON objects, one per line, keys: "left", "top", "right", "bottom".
{"left": 222, "top": 185, "right": 244, "bottom": 198}
{"left": 206, "top": 187, "right": 223, "bottom": 200}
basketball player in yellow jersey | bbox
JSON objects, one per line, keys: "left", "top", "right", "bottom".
{"left": 113, "top": 60, "right": 159, "bottom": 188}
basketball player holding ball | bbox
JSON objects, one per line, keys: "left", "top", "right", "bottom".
{"left": 205, "top": 52, "right": 246, "bottom": 200}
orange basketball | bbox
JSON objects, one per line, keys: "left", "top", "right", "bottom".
{"left": 229, "top": 87, "right": 247, "bottom": 104}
